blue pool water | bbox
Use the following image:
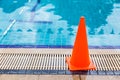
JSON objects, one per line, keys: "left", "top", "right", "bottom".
{"left": 0, "top": 0, "right": 120, "bottom": 47}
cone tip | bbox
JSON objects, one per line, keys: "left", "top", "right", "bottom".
{"left": 81, "top": 16, "right": 85, "bottom": 19}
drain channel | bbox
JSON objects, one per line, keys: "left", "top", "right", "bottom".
{"left": 0, "top": 53, "right": 120, "bottom": 70}
{"left": 0, "top": 53, "right": 120, "bottom": 75}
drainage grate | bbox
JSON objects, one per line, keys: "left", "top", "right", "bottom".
{"left": 0, "top": 53, "right": 120, "bottom": 75}
{"left": 91, "top": 54, "right": 120, "bottom": 71}
{"left": 0, "top": 53, "right": 68, "bottom": 70}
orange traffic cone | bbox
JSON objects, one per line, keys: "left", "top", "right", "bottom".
{"left": 66, "top": 16, "right": 96, "bottom": 70}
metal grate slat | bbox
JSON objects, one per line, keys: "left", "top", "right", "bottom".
{"left": 0, "top": 54, "right": 6, "bottom": 69}
{"left": 21, "top": 54, "right": 27, "bottom": 70}
{"left": 24, "top": 54, "right": 30, "bottom": 70}
{"left": 53, "top": 54, "right": 56, "bottom": 70}
{"left": 38, "top": 54, "right": 42, "bottom": 70}
{"left": 105, "top": 54, "right": 113, "bottom": 70}
{"left": 11, "top": 54, "right": 17, "bottom": 69}
{"left": 101, "top": 54, "right": 108, "bottom": 70}
{"left": 5, "top": 54, "right": 13, "bottom": 69}
{"left": 48, "top": 54, "right": 52, "bottom": 70}
{"left": 63, "top": 54, "right": 66, "bottom": 70}
{"left": 92, "top": 54, "right": 99, "bottom": 70}
{"left": 40, "top": 54, "right": 44, "bottom": 70}
{"left": 34, "top": 54, "right": 39, "bottom": 70}
{"left": 115, "top": 54, "right": 120, "bottom": 70}
{"left": 2, "top": 54, "right": 9, "bottom": 69}
{"left": 43, "top": 54, "right": 48, "bottom": 70}
{"left": 109, "top": 54, "right": 117, "bottom": 70}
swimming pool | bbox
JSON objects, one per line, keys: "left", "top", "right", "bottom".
{"left": 0, "top": 0, "right": 120, "bottom": 48}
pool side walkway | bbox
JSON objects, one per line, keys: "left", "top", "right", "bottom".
{"left": 0, "top": 74, "right": 120, "bottom": 80}
{"left": 0, "top": 48, "right": 120, "bottom": 54}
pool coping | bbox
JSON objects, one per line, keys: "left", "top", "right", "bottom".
{"left": 0, "top": 69, "right": 120, "bottom": 75}
{"left": 0, "top": 45, "right": 120, "bottom": 49}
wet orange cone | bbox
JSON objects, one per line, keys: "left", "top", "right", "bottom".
{"left": 66, "top": 16, "right": 96, "bottom": 70}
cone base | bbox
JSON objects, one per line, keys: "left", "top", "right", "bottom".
{"left": 66, "top": 57, "right": 96, "bottom": 71}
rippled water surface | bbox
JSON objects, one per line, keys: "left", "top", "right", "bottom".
{"left": 0, "top": 0, "right": 120, "bottom": 46}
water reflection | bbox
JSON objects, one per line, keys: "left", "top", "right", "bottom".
{"left": 1, "top": 0, "right": 120, "bottom": 35}
{"left": 115, "top": 0, "right": 120, "bottom": 3}
{"left": 42, "top": 0, "right": 120, "bottom": 35}
{"left": 0, "top": 0, "right": 28, "bottom": 13}
{"left": 0, "top": 0, "right": 120, "bottom": 46}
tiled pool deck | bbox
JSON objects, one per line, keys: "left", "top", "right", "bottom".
{"left": 0, "top": 74, "right": 120, "bottom": 80}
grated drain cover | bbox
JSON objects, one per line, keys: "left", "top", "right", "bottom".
{"left": 0, "top": 53, "right": 120, "bottom": 75}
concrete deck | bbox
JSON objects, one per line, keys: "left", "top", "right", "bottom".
{"left": 0, "top": 74, "right": 120, "bottom": 80}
